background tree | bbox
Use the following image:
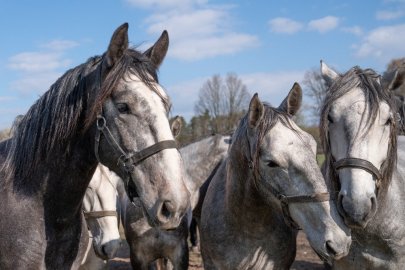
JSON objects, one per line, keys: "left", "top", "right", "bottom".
{"left": 384, "top": 57, "right": 405, "bottom": 96}
{"left": 302, "top": 68, "right": 328, "bottom": 124}
{"left": 194, "top": 73, "right": 250, "bottom": 135}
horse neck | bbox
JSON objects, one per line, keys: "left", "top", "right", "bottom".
{"left": 40, "top": 128, "right": 99, "bottom": 222}
{"left": 225, "top": 150, "right": 278, "bottom": 226}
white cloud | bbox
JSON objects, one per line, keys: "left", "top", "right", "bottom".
{"left": 125, "top": 0, "right": 207, "bottom": 10}
{"left": 8, "top": 51, "right": 71, "bottom": 73}
{"left": 7, "top": 39, "right": 78, "bottom": 95}
{"left": 342, "top": 26, "right": 363, "bottom": 36}
{"left": 9, "top": 71, "right": 63, "bottom": 95}
{"left": 354, "top": 24, "right": 405, "bottom": 60}
{"left": 169, "top": 32, "right": 258, "bottom": 61}
{"left": 376, "top": 10, "right": 404, "bottom": 20}
{"left": 127, "top": 1, "right": 258, "bottom": 61}
{"left": 308, "top": 16, "right": 340, "bottom": 33}
{"left": 268, "top": 17, "right": 304, "bottom": 34}
{"left": 40, "top": 39, "right": 79, "bottom": 51}
{"left": 241, "top": 71, "right": 305, "bottom": 105}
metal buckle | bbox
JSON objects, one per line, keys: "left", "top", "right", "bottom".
{"left": 96, "top": 115, "right": 106, "bottom": 130}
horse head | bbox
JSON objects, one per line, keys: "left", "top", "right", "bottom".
{"left": 320, "top": 61, "right": 403, "bottom": 228}
{"left": 89, "top": 24, "right": 190, "bottom": 230}
{"left": 239, "top": 84, "right": 350, "bottom": 261}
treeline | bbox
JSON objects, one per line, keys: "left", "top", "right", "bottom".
{"left": 2, "top": 57, "right": 404, "bottom": 149}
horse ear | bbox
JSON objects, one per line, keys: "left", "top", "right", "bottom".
{"left": 382, "top": 68, "right": 405, "bottom": 91}
{"left": 170, "top": 116, "right": 182, "bottom": 138}
{"left": 278, "top": 82, "right": 302, "bottom": 116}
{"left": 321, "top": 60, "right": 339, "bottom": 87}
{"left": 144, "top": 30, "right": 169, "bottom": 68}
{"left": 248, "top": 93, "right": 264, "bottom": 128}
{"left": 105, "top": 23, "right": 129, "bottom": 68}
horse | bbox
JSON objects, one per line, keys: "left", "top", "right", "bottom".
{"left": 320, "top": 61, "right": 405, "bottom": 269}
{"left": 122, "top": 132, "right": 231, "bottom": 269}
{"left": 199, "top": 83, "right": 351, "bottom": 270}
{"left": 0, "top": 23, "right": 190, "bottom": 269}
{"left": 80, "top": 165, "right": 123, "bottom": 269}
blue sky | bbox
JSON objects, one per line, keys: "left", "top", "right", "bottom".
{"left": 1, "top": 0, "right": 405, "bottom": 129}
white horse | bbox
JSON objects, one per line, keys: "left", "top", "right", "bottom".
{"left": 200, "top": 84, "right": 351, "bottom": 269}
{"left": 320, "top": 61, "right": 405, "bottom": 269}
{"left": 80, "top": 165, "right": 122, "bottom": 269}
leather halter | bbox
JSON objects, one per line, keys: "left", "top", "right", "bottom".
{"left": 246, "top": 131, "right": 332, "bottom": 230}
{"left": 83, "top": 210, "right": 117, "bottom": 219}
{"left": 333, "top": 157, "right": 382, "bottom": 189}
{"left": 94, "top": 114, "right": 178, "bottom": 203}
{"left": 92, "top": 61, "right": 177, "bottom": 203}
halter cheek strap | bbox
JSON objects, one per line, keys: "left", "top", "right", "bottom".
{"left": 94, "top": 114, "right": 178, "bottom": 203}
{"left": 246, "top": 132, "right": 332, "bottom": 230}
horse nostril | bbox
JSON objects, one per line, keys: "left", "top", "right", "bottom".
{"left": 161, "top": 201, "right": 174, "bottom": 219}
{"left": 101, "top": 245, "right": 108, "bottom": 257}
{"left": 325, "top": 240, "right": 338, "bottom": 257}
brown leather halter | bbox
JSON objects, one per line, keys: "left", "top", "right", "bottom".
{"left": 83, "top": 210, "right": 117, "bottom": 219}
{"left": 333, "top": 157, "right": 382, "bottom": 189}
{"left": 246, "top": 131, "right": 332, "bottom": 230}
{"left": 94, "top": 114, "right": 178, "bottom": 202}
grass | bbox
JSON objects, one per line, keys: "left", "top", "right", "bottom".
{"left": 316, "top": 154, "right": 325, "bottom": 166}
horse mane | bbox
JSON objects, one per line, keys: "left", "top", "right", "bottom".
{"left": 2, "top": 47, "right": 168, "bottom": 184}
{"left": 320, "top": 66, "right": 398, "bottom": 197}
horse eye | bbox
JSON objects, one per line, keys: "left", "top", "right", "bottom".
{"left": 327, "top": 114, "right": 334, "bottom": 123}
{"left": 267, "top": 160, "right": 279, "bottom": 168}
{"left": 117, "top": 103, "right": 129, "bottom": 114}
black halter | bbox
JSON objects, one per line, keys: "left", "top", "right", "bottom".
{"left": 333, "top": 157, "right": 382, "bottom": 190}
{"left": 94, "top": 114, "right": 178, "bottom": 203}
{"left": 92, "top": 59, "right": 178, "bottom": 203}
{"left": 246, "top": 131, "right": 332, "bottom": 230}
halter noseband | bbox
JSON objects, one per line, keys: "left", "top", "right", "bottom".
{"left": 333, "top": 157, "right": 382, "bottom": 189}
{"left": 94, "top": 114, "right": 178, "bottom": 203}
{"left": 246, "top": 131, "right": 332, "bottom": 230}
{"left": 83, "top": 210, "right": 117, "bottom": 219}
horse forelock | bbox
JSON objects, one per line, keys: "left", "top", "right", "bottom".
{"left": 320, "top": 66, "right": 398, "bottom": 197}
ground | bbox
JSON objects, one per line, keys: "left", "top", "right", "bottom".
{"left": 107, "top": 231, "right": 326, "bottom": 269}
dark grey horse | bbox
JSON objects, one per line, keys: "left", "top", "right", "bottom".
{"left": 200, "top": 84, "right": 351, "bottom": 269}
{"left": 0, "top": 23, "right": 190, "bottom": 269}
{"left": 121, "top": 132, "right": 231, "bottom": 270}
{"left": 320, "top": 62, "right": 405, "bottom": 269}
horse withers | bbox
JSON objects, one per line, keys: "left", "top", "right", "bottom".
{"left": 320, "top": 61, "right": 405, "bottom": 269}
{"left": 200, "top": 83, "right": 351, "bottom": 269}
{"left": 0, "top": 23, "right": 189, "bottom": 269}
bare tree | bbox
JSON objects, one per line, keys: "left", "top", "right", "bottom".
{"left": 302, "top": 68, "right": 328, "bottom": 123}
{"left": 194, "top": 73, "right": 250, "bottom": 134}
{"left": 224, "top": 73, "right": 250, "bottom": 130}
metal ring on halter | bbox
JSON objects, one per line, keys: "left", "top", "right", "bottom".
{"left": 96, "top": 115, "right": 106, "bottom": 130}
